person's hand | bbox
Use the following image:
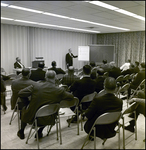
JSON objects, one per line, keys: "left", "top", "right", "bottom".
{"left": 129, "top": 98, "right": 136, "bottom": 105}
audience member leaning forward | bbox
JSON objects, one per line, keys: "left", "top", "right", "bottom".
{"left": 17, "top": 70, "right": 74, "bottom": 140}
{"left": 84, "top": 77, "right": 123, "bottom": 140}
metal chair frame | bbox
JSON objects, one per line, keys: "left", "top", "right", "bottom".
{"left": 121, "top": 102, "right": 139, "bottom": 149}
{"left": 59, "top": 97, "right": 79, "bottom": 137}
{"left": 25, "top": 103, "right": 61, "bottom": 149}
{"left": 80, "top": 92, "right": 97, "bottom": 131}
{"left": 9, "top": 98, "right": 21, "bottom": 130}
{"left": 81, "top": 111, "right": 122, "bottom": 149}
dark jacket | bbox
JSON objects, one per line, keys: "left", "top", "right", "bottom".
{"left": 84, "top": 93, "right": 123, "bottom": 139}
{"left": 29, "top": 68, "right": 46, "bottom": 81}
{"left": 18, "top": 80, "right": 74, "bottom": 124}
{"left": 48, "top": 67, "right": 66, "bottom": 75}
{"left": 11, "top": 77, "right": 35, "bottom": 109}
{"left": 69, "top": 76, "right": 96, "bottom": 101}
{"left": 66, "top": 53, "right": 77, "bottom": 67}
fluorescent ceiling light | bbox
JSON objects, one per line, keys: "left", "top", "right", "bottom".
{"left": 15, "top": 20, "right": 39, "bottom": 24}
{"left": 133, "top": 15, "right": 145, "bottom": 21}
{"left": 1, "top": 17, "right": 14, "bottom": 20}
{"left": 89, "top": 1, "right": 119, "bottom": 10}
{"left": 43, "top": 12, "right": 69, "bottom": 19}
{"left": 1, "top": 3, "right": 9, "bottom": 7}
{"left": 39, "top": 23, "right": 100, "bottom": 33}
{"left": 8, "top": 5, "right": 43, "bottom": 13}
{"left": 115, "top": 9, "right": 137, "bottom": 16}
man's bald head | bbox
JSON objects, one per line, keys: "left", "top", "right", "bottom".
{"left": 45, "top": 70, "right": 56, "bottom": 80}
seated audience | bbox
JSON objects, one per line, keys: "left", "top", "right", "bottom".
{"left": 1, "top": 75, "right": 7, "bottom": 111}
{"left": 68, "top": 65, "right": 96, "bottom": 122}
{"left": 95, "top": 68, "right": 105, "bottom": 93}
{"left": 14, "top": 57, "right": 25, "bottom": 75}
{"left": 11, "top": 68, "right": 35, "bottom": 110}
{"left": 17, "top": 70, "right": 74, "bottom": 139}
{"left": 61, "top": 66, "right": 79, "bottom": 87}
{"left": 121, "top": 64, "right": 135, "bottom": 75}
{"left": 120, "top": 59, "right": 131, "bottom": 72}
{"left": 128, "top": 62, "right": 145, "bottom": 98}
{"left": 84, "top": 77, "right": 123, "bottom": 140}
{"left": 125, "top": 90, "right": 145, "bottom": 133}
{"left": 29, "top": 62, "right": 46, "bottom": 81}
{"left": 48, "top": 61, "right": 66, "bottom": 75}
{"left": 100, "top": 59, "right": 111, "bottom": 73}
{"left": 134, "top": 61, "right": 140, "bottom": 73}
{"left": 108, "top": 61, "right": 121, "bottom": 79}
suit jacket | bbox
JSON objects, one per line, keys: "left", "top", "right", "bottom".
{"left": 130, "top": 69, "right": 145, "bottom": 89}
{"left": 48, "top": 67, "right": 66, "bottom": 75}
{"left": 11, "top": 77, "right": 35, "bottom": 110}
{"left": 18, "top": 80, "right": 74, "bottom": 124}
{"left": 65, "top": 53, "right": 77, "bottom": 67}
{"left": 84, "top": 93, "right": 123, "bottom": 139}
{"left": 69, "top": 76, "right": 96, "bottom": 102}
{"left": 29, "top": 68, "right": 46, "bottom": 81}
{"left": 14, "top": 61, "right": 24, "bottom": 68}
{"left": 108, "top": 66, "right": 121, "bottom": 79}
{"left": 95, "top": 76, "right": 105, "bottom": 93}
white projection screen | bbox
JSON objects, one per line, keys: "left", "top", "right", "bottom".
{"left": 78, "top": 46, "right": 89, "bottom": 61}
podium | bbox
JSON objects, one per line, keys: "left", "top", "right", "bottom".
{"left": 32, "top": 57, "right": 45, "bottom": 68}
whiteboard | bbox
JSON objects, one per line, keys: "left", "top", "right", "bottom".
{"left": 78, "top": 46, "right": 89, "bottom": 61}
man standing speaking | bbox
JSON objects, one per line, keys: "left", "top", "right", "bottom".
{"left": 65, "top": 48, "right": 78, "bottom": 68}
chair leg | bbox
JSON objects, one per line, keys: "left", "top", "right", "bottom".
{"left": 9, "top": 104, "right": 17, "bottom": 125}
{"left": 26, "top": 123, "right": 35, "bottom": 144}
{"left": 134, "top": 111, "right": 137, "bottom": 140}
{"left": 56, "top": 119, "right": 59, "bottom": 141}
{"left": 76, "top": 107, "right": 79, "bottom": 135}
{"left": 47, "top": 125, "right": 53, "bottom": 136}
{"left": 122, "top": 117, "right": 125, "bottom": 149}
{"left": 81, "top": 134, "right": 90, "bottom": 149}
{"left": 57, "top": 113, "right": 62, "bottom": 144}
{"left": 94, "top": 127, "right": 96, "bottom": 149}
{"left": 35, "top": 120, "right": 39, "bottom": 149}
{"left": 118, "top": 122, "right": 120, "bottom": 149}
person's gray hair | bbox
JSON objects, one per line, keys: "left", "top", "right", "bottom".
{"left": 45, "top": 70, "right": 56, "bottom": 79}
{"left": 104, "top": 77, "right": 116, "bottom": 92}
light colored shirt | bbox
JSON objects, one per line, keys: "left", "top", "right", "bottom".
{"left": 120, "top": 62, "right": 130, "bottom": 71}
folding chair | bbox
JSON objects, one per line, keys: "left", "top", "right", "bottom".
{"left": 116, "top": 75, "right": 124, "bottom": 90}
{"left": 121, "top": 102, "right": 139, "bottom": 149}
{"left": 117, "top": 83, "right": 130, "bottom": 107}
{"left": 9, "top": 98, "right": 21, "bottom": 130}
{"left": 59, "top": 97, "right": 79, "bottom": 138}
{"left": 123, "top": 74, "right": 130, "bottom": 84}
{"left": 81, "top": 111, "right": 122, "bottom": 149}
{"left": 80, "top": 92, "right": 97, "bottom": 131}
{"left": 129, "top": 79, "right": 145, "bottom": 99}
{"left": 26, "top": 103, "right": 61, "bottom": 149}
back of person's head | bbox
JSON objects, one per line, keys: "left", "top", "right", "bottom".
{"left": 109, "top": 61, "right": 116, "bottom": 67}
{"left": 127, "top": 59, "right": 131, "bottom": 63}
{"left": 22, "top": 68, "right": 30, "bottom": 76}
{"left": 97, "top": 68, "right": 104, "bottom": 76}
{"left": 130, "top": 64, "right": 135, "bottom": 69}
{"left": 68, "top": 66, "right": 74, "bottom": 74}
{"left": 83, "top": 65, "right": 91, "bottom": 75}
{"left": 104, "top": 77, "right": 116, "bottom": 92}
{"left": 102, "top": 59, "right": 107, "bottom": 64}
{"left": 45, "top": 70, "right": 56, "bottom": 80}
{"left": 90, "top": 61, "right": 96, "bottom": 68}
{"left": 135, "top": 61, "right": 139, "bottom": 66}
{"left": 140, "top": 62, "right": 145, "bottom": 68}
{"left": 38, "top": 62, "right": 44, "bottom": 69}
{"left": 51, "top": 61, "right": 56, "bottom": 67}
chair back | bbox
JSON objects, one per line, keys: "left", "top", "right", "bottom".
{"left": 56, "top": 74, "right": 64, "bottom": 80}
{"left": 122, "top": 102, "right": 139, "bottom": 115}
{"left": 60, "top": 97, "right": 79, "bottom": 108}
{"left": 81, "top": 92, "right": 97, "bottom": 103}
{"left": 116, "top": 75, "right": 124, "bottom": 82}
{"left": 94, "top": 112, "right": 121, "bottom": 126}
{"left": 123, "top": 74, "right": 130, "bottom": 81}
{"left": 118, "top": 83, "right": 130, "bottom": 93}
{"left": 35, "top": 103, "right": 60, "bottom": 118}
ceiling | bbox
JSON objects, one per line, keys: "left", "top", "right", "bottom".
{"left": 1, "top": 1, "right": 145, "bottom": 34}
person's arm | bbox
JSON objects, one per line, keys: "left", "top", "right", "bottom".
{"left": 85, "top": 98, "right": 99, "bottom": 120}
{"left": 129, "top": 97, "right": 145, "bottom": 105}
{"left": 18, "top": 85, "right": 34, "bottom": 98}
{"left": 71, "top": 53, "right": 78, "bottom": 58}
